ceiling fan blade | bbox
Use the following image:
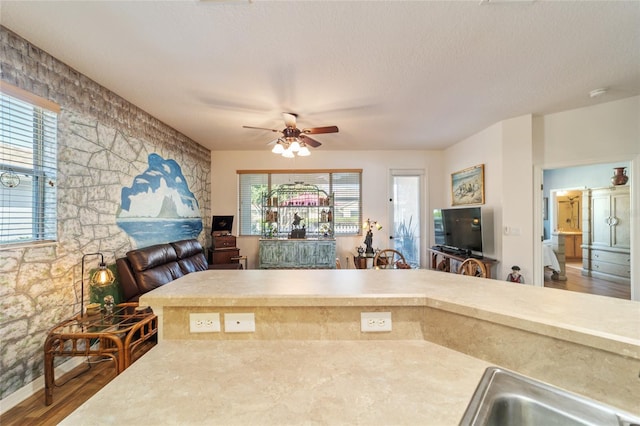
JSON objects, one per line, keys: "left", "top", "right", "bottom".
{"left": 243, "top": 125, "right": 280, "bottom": 133}
{"left": 300, "top": 134, "right": 322, "bottom": 148}
{"left": 302, "top": 125, "right": 339, "bottom": 134}
{"left": 283, "top": 112, "right": 298, "bottom": 128}
{"left": 266, "top": 138, "right": 281, "bottom": 146}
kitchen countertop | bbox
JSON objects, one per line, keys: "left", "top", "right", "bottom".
{"left": 60, "top": 339, "right": 492, "bottom": 425}
{"left": 140, "top": 269, "right": 640, "bottom": 358}
{"left": 60, "top": 269, "right": 639, "bottom": 424}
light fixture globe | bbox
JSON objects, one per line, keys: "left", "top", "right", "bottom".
{"left": 272, "top": 142, "right": 285, "bottom": 154}
{"left": 91, "top": 262, "right": 115, "bottom": 287}
{"left": 289, "top": 140, "right": 301, "bottom": 152}
{"left": 282, "top": 148, "right": 295, "bottom": 158}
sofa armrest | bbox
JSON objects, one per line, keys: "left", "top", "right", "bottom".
{"left": 116, "top": 257, "right": 141, "bottom": 302}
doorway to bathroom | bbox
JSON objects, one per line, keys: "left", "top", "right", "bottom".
{"left": 542, "top": 161, "right": 632, "bottom": 300}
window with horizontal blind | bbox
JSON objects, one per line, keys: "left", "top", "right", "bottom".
{"left": 0, "top": 84, "right": 58, "bottom": 245}
{"left": 238, "top": 170, "right": 362, "bottom": 236}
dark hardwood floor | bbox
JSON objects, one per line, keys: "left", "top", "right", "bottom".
{"left": 0, "top": 342, "right": 155, "bottom": 426}
{"left": 544, "top": 261, "right": 631, "bottom": 300}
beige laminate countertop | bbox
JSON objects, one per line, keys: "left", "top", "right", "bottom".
{"left": 61, "top": 339, "right": 493, "bottom": 425}
{"left": 140, "top": 269, "right": 640, "bottom": 358}
{"left": 61, "top": 269, "right": 640, "bottom": 424}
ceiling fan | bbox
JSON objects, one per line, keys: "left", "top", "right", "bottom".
{"left": 243, "top": 113, "right": 339, "bottom": 157}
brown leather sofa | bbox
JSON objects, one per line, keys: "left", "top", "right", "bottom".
{"left": 116, "top": 239, "right": 241, "bottom": 302}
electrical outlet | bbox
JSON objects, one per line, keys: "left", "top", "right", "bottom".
{"left": 361, "top": 312, "right": 392, "bottom": 332}
{"left": 224, "top": 313, "right": 255, "bottom": 333}
{"left": 189, "top": 313, "right": 220, "bottom": 333}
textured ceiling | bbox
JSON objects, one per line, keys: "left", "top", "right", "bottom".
{"left": 1, "top": 1, "right": 639, "bottom": 152}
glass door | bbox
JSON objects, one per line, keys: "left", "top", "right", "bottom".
{"left": 390, "top": 171, "right": 423, "bottom": 268}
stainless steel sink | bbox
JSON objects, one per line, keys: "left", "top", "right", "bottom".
{"left": 460, "top": 367, "right": 640, "bottom": 426}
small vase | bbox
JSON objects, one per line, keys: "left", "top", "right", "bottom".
{"left": 611, "top": 167, "right": 628, "bottom": 186}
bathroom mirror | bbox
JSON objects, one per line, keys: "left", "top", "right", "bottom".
{"left": 554, "top": 190, "right": 581, "bottom": 233}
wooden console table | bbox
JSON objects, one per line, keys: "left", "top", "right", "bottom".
{"left": 43, "top": 303, "right": 157, "bottom": 405}
{"left": 427, "top": 248, "right": 497, "bottom": 279}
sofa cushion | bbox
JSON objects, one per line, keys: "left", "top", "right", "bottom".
{"left": 126, "top": 243, "right": 184, "bottom": 294}
{"left": 171, "top": 239, "right": 208, "bottom": 274}
{"left": 116, "top": 239, "right": 242, "bottom": 303}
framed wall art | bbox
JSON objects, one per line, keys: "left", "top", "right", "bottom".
{"left": 451, "top": 164, "right": 485, "bottom": 206}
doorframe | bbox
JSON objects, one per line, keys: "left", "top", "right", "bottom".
{"left": 533, "top": 154, "right": 638, "bottom": 300}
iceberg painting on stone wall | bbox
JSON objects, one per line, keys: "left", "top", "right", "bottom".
{"left": 116, "top": 153, "right": 203, "bottom": 247}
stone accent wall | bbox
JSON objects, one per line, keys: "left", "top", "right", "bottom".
{"left": 0, "top": 26, "right": 211, "bottom": 399}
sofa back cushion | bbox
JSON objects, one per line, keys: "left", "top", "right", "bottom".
{"left": 126, "top": 243, "right": 184, "bottom": 294}
{"left": 172, "top": 239, "right": 209, "bottom": 274}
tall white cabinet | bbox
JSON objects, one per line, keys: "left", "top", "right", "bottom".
{"left": 582, "top": 186, "right": 630, "bottom": 284}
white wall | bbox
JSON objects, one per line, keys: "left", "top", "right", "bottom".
{"left": 501, "top": 115, "right": 534, "bottom": 283}
{"left": 534, "top": 96, "right": 639, "bottom": 167}
{"left": 443, "top": 121, "right": 504, "bottom": 277}
{"left": 211, "top": 150, "right": 444, "bottom": 269}
{"left": 443, "top": 114, "right": 535, "bottom": 282}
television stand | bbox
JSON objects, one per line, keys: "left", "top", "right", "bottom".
{"left": 427, "top": 247, "right": 497, "bottom": 279}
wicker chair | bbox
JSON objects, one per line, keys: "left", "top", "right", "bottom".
{"left": 457, "top": 258, "right": 487, "bottom": 278}
{"left": 373, "top": 249, "right": 410, "bottom": 269}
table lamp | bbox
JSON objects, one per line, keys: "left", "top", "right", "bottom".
{"left": 80, "top": 252, "right": 115, "bottom": 316}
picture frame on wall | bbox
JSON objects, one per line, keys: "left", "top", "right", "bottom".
{"left": 451, "top": 164, "right": 485, "bottom": 206}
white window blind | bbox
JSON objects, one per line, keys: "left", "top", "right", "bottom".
{"left": 238, "top": 170, "right": 361, "bottom": 236}
{"left": 331, "top": 172, "right": 362, "bottom": 234}
{"left": 0, "top": 85, "right": 58, "bottom": 245}
{"left": 238, "top": 173, "right": 268, "bottom": 236}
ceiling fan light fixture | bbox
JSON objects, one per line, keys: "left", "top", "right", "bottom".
{"left": 272, "top": 141, "right": 285, "bottom": 154}
{"left": 298, "top": 145, "right": 311, "bottom": 156}
{"left": 289, "top": 140, "right": 301, "bottom": 152}
{"left": 245, "top": 112, "right": 338, "bottom": 157}
{"left": 282, "top": 148, "right": 295, "bottom": 158}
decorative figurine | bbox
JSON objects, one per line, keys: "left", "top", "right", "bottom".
{"left": 362, "top": 218, "right": 381, "bottom": 256}
{"left": 506, "top": 265, "right": 524, "bottom": 284}
{"left": 292, "top": 212, "right": 303, "bottom": 228}
{"left": 364, "top": 229, "right": 374, "bottom": 255}
{"left": 290, "top": 213, "right": 306, "bottom": 239}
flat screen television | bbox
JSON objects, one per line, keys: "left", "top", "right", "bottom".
{"left": 433, "top": 207, "right": 483, "bottom": 256}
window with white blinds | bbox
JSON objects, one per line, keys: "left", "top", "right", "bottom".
{"left": 238, "top": 170, "right": 362, "bottom": 236}
{"left": 238, "top": 173, "right": 268, "bottom": 236}
{"left": 0, "top": 84, "right": 58, "bottom": 245}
